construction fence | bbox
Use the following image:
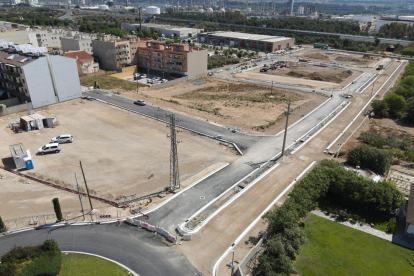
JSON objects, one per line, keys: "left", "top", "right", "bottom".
{"left": 233, "top": 234, "right": 267, "bottom": 276}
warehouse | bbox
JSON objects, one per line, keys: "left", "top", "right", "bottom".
{"left": 121, "top": 23, "right": 203, "bottom": 39}
{"left": 198, "top": 31, "right": 294, "bottom": 52}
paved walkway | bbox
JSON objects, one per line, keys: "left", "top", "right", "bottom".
{"left": 311, "top": 210, "right": 393, "bottom": 241}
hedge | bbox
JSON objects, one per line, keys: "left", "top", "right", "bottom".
{"left": 346, "top": 144, "right": 393, "bottom": 174}
{"left": 259, "top": 160, "right": 404, "bottom": 276}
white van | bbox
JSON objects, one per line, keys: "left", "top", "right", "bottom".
{"left": 38, "top": 143, "right": 61, "bottom": 155}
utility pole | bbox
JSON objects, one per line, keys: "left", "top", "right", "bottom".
{"left": 371, "top": 82, "right": 375, "bottom": 98}
{"left": 271, "top": 80, "right": 273, "bottom": 95}
{"left": 79, "top": 161, "right": 93, "bottom": 211}
{"left": 281, "top": 101, "right": 291, "bottom": 157}
{"left": 136, "top": 64, "right": 139, "bottom": 94}
{"left": 75, "top": 173, "right": 85, "bottom": 220}
{"left": 167, "top": 114, "right": 180, "bottom": 191}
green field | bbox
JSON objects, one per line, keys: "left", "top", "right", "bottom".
{"left": 80, "top": 75, "right": 146, "bottom": 91}
{"left": 294, "top": 214, "right": 414, "bottom": 276}
{"left": 59, "top": 253, "right": 131, "bottom": 276}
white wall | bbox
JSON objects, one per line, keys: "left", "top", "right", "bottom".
{"left": 48, "top": 55, "right": 82, "bottom": 102}
{"left": 23, "top": 58, "right": 57, "bottom": 108}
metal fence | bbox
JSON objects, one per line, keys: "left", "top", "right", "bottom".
{"left": 233, "top": 234, "right": 267, "bottom": 276}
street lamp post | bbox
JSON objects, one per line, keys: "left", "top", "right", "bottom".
{"left": 371, "top": 82, "right": 375, "bottom": 98}
{"left": 229, "top": 249, "right": 235, "bottom": 275}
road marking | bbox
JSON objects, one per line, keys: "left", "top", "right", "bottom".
{"left": 326, "top": 62, "right": 405, "bottom": 151}
{"left": 212, "top": 161, "right": 317, "bottom": 276}
{"left": 62, "top": 251, "right": 139, "bottom": 276}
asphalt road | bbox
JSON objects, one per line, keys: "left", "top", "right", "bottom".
{"left": 0, "top": 223, "right": 200, "bottom": 276}
{"left": 84, "top": 87, "right": 345, "bottom": 232}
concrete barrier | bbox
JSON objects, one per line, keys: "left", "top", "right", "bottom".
{"left": 141, "top": 222, "right": 148, "bottom": 229}
{"left": 147, "top": 224, "right": 155, "bottom": 232}
{"left": 183, "top": 234, "right": 192, "bottom": 241}
{"left": 133, "top": 221, "right": 141, "bottom": 227}
{"left": 168, "top": 234, "right": 176, "bottom": 243}
{"left": 126, "top": 217, "right": 134, "bottom": 224}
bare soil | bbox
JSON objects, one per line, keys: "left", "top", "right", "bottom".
{"left": 266, "top": 63, "right": 355, "bottom": 84}
{"left": 119, "top": 78, "right": 327, "bottom": 134}
{"left": 301, "top": 51, "right": 378, "bottom": 66}
{"left": 0, "top": 99, "right": 236, "bottom": 204}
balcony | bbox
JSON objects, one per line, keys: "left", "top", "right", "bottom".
{"left": 5, "top": 70, "right": 20, "bottom": 78}
{"left": 167, "top": 57, "right": 183, "bottom": 62}
{"left": 153, "top": 61, "right": 163, "bottom": 65}
{"left": 171, "top": 64, "right": 183, "bottom": 69}
{"left": 152, "top": 55, "right": 163, "bottom": 59}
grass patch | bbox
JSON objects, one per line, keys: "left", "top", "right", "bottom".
{"left": 80, "top": 75, "right": 146, "bottom": 91}
{"left": 294, "top": 214, "right": 414, "bottom": 276}
{"left": 59, "top": 253, "right": 130, "bottom": 276}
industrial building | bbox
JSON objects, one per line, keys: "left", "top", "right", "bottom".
{"left": 0, "top": 43, "right": 81, "bottom": 108}
{"left": 121, "top": 23, "right": 203, "bottom": 39}
{"left": 284, "top": 0, "right": 294, "bottom": 16}
{"left": 134, "top": 40, "right": 207, "bottom": 80}
{"left": 198, "top": 32, "right": 294, "bottom": 52}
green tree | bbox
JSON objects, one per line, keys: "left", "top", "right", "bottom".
{"left": 0, "top": 216, "right": 5, "bottom": 232}
{"left": 384, "top": 94, "right": 407, "bottom": 119}
{"left": 371, "top": 100, "right": 389, "bottom": 118}
{"left": 52, "top": 198, "right": 63, "bottom": 221}
{"left": 406, "top": 97, "right": 414, "bottom": 122}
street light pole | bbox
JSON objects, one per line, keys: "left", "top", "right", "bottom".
{"left": 371, "top": 82, "right": 375, "bottom": 98}
{"left": 229, "top": 249, "right": 235, "bottom": 275}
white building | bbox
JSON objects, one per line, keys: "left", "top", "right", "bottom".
{"left": 0, "top": 44, "right": 81, "bottom": 108}
{"left": 146, "top": 6, "right": 160, "bottom": 14}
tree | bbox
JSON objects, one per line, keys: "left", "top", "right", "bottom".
{"left": 371, "top": 100, "right": 389, "bottom": 118}
{"left": 384, "top": 94, "right": 407, "bottom": 119}
{"left": 52, "top": 198, "right": 63, "bottom": 221}
{"left": 0, "top": 216, "right": 5, "bottom": 232}
{"left": 406, "top": 97, "right": 414, "bottom": 122}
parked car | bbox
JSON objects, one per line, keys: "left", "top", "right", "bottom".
{"left": 38, "top": 143, "right": 61, "bottom": 155}
{"left": 141, "top": 74, "right": 147, "bottom": 78}
{"left": 51, "top": 134, "right": 73, "bottom": 143}
{"left": 134, "top": 99, "right": 146, "bottom": 106}
{"left": 147, "top": 79, "right": 153, "bottom": 84}
{"left": 162, "top": 79, "right": 168, "bottom": 83}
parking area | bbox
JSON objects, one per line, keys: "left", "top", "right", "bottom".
{"left": 0, "top": 98, "right": 236, "bottom": 203}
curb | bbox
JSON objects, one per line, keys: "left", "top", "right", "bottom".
{"left": 90, "top": 97, "right": 244, "bottom": 155}
{"left": 212, "top": 161, "right": 317, "bottom": 276}
{"left": 62, "top": 251, "right": 139, "bottom": 276}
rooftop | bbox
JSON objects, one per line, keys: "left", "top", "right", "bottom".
{"left": 141, "top": 23, "right": 203, "bottom": 32}
{"left": 202, "top": 31, "right": 290, "bottom": 43}
{"left": 9, "top": 143, "right": 26, "bottom": 157}
{"left": 65, "top": 50, "right": 94, "bottom": 64}
{"left": 0, "top": 50, "right": 37, "bottom": 67}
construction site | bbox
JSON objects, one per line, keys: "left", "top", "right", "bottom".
{"left": 0, "top": 98, "right": 236, "bottom": 225}
{"left": 120, "top": 78, "right": 327, "bottom": 134}
{"left": 300, "top": 51, "right": 379, "bottom": 66}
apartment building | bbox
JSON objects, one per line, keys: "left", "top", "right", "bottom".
{"left": 62, "top": 37, "right": 93, "bottom": 54}
{"left": 134, "top": 40, "right": 207, "bottom": 80}
{"left": 91, "top": 34, "right": 131, "bottom": 71}
{"left": 0, "top": 47, "right": 81, "bottom": 108}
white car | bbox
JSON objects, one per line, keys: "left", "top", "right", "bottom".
{"left": 51, "top": 134, "right": 73, "bottom": 144}
{"left": 38, "top": 143, "right": 61, "bottom": 155}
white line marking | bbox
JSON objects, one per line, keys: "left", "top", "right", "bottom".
{"left": 212, "top": 161, "right": 317, "bottom": 276}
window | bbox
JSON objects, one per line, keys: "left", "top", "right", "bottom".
{"left": 153, "top": 44, "right": 156, "bottom": 49}
{"left": 175, "top": 46, "right": 179, "bottom": 51}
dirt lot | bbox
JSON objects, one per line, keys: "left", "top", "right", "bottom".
{"left": 265, "top": 63, "right": 357, "bottom": 85}
{"left": 300, "top": 50, "right": 378, "bottom": 66}
{"left": 118, "top": 78, "right": 327, "bottom": 134}
{"left": 0, "top": 99, "right": 236, "bottom": 204}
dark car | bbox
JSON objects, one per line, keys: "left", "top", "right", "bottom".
{"left": 134, "top": 99, "right": 146, "bottom": 106}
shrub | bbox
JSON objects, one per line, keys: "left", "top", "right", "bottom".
{"left": 359, "top": 131, "right": 387, "bottom": 148}
{"left": 19, "top": 252, "right": 62, "bottom": 276}
{"left": 387, "top": 217, "right": 397, "bottom": 234}
{"left": 338, "top": 210, "right": 349, "bottom": 220}
{"left": 0, "top": 216, "right": 5, "bottom": 233}
{"left": 347, "top": 144, "right": 393, "bottom": 174}
{"left": 52, "top": 198, "right": 63, "bottom": 221}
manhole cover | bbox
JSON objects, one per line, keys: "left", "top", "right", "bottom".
{"left": 200, "top": 196, "right": 205, "bottom": 199}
